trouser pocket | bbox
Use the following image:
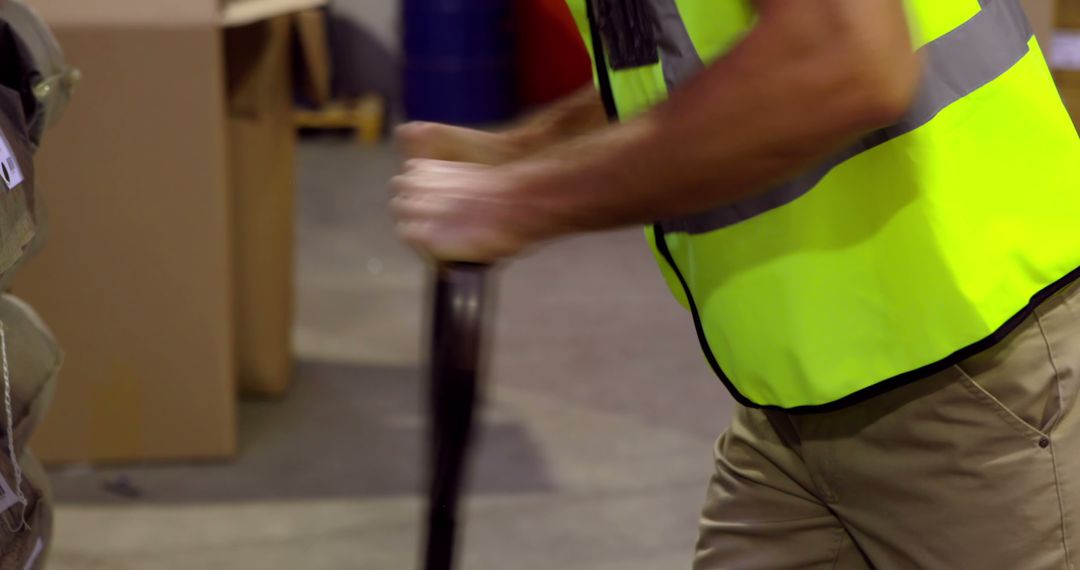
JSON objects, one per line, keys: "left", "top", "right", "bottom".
{"left": 953, "top": 308, "right": 1068, "bottom": 439}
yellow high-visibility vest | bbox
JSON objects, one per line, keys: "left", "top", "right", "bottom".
{"left": 566, "top": 0, "right": 1080, "bottom": 410}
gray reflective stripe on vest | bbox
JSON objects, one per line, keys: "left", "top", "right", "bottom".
{"left": 650, "top": 0, "right": 702, "bottom": 89}
{"left": 659, "top": 0, "right": 1033, "bottom": 235}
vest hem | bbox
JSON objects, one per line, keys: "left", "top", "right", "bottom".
{"left": 652, "top": 223, "right": 1080, "bottom": 414}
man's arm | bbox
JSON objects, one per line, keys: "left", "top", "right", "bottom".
{"left": 397, "top": 86, "right": 606, "bottom": 165}
{"left": 521, "top": 0, "right": 921, "bottom": 231}
{"left": 392, "top": 0, "right": 921, "bottom": 261}
{"left": 508, "top": 86, "right": 609, "bottom": 152}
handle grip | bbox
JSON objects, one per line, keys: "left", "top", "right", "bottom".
{"left": 423, "top": 262, "right": 490, "bottom": 570}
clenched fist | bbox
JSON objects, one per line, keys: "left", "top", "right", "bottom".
{"left": 390, "top": 158, "right": 558, "bottom": 263}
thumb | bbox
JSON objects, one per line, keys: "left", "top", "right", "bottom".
{"left": 396, "top": 122, "right": 464, "bottom": 161}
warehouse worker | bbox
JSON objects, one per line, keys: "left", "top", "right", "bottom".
{"left": 0, "top": 2, "right": 76, "bottom": 568}
{"left": 392, "top": 0, "right": 1080, "bottom": 567}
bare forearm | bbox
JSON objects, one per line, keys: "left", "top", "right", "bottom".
{"left": 390, "top": 0, "right": 922, "bottom": 263}
{"left": 513, "top": 0, "right": 920, "bottom": 232}
{"left": 502, "top": 86, "right": 608, "bottom": 156}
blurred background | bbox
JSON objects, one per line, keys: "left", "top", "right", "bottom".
{"left": 12, "top": 0, "right": 1080, "bottom": 568}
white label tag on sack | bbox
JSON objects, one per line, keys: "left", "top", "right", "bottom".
{"left": 0, "top": 131, "right": 24, "bottom": 191}
{"left": 0, "top": 471, "right": 19, "bottom": 514}
{"left": 22, "top": 537, "right": 44, "bottom": 570}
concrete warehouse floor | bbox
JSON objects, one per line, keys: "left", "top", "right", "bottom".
{"left": 43, "top": 139, "right": 735, "bottom": 570}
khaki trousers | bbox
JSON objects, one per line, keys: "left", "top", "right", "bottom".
{"left": 696, "top": 280, "right": 1080, "bottom": 569}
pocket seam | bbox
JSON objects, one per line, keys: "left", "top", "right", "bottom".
{"left": 954, "top": 365, "right": 1048, "bottom": 441}
{"left": 1033, "top": 308, "right": 1065, "bottom": 433}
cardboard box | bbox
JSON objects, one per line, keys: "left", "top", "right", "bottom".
{"left": 1024, "top": 0, "right": 1058, "bottom": 53}
{"left": 1055, "top": 59, "right": 1080, "bottom": 130}
{"left": 16, "top": 26, "right": 237, "bottom": 463}
{"left": 227, "top": 17, "right": 298, "bottom": 397}
{"left": 1060, "top": 0, "right": 1080, "bottom": 28}
{"left": 25, "top": 0, "right": 324, "bottom": 27}
{"left": 1054, "top": 0, "right": 1080, "bottom": 129}
{"left": 17, "top": 1, "right": 320, "bottom": 463}
{"left": 24, "top": 0, "right": 218, "bottom": 26}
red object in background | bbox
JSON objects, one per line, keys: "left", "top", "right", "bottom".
{"left": 515, "top": 0, "right": 593, "bottom": 108}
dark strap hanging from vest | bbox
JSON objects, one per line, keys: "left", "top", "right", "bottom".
{"left": 592, "top": 0, "right": 659, "bottom": 70}
{"left": 584, "top": 0, "right": 620, "bottom": 121}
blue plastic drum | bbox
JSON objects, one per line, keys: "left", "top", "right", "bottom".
{"left": 402, "top": 0, "right": 517, "bottom": 124}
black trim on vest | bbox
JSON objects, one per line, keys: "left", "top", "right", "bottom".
{"left": 650, "top": 224, "right": 759, "bottom": 408}
{"left": 654, "top": 221, "right": 1080, "bottom": 414}
{"left": 584, "top": 0, "right": 620, "bottom": 122}
{"left": 588, "top": 3, "right": 1079, "bottom": 414}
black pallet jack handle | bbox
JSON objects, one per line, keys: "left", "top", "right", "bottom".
{"left": 422, "top": 263, "right": 489, "bottom": 570}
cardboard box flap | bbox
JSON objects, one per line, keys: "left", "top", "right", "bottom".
{"left": 221, "top": 0, "right": 326, "bottom": 27}
{"left": 226, "top": 19, "right": 283, "bottom": 115}
{"left": 294, "top": 8, "right": 333, "bottom": 106}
